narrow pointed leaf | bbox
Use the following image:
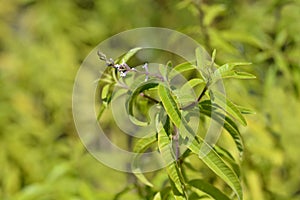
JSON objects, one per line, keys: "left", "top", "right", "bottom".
{"left": 127, "top": 81, "right": 159, "bottom": 126}
{"left": 236, "top": 105, "right": 256, "bottom": 114}
{"left": 153, "top": 192, "right": 162, "bottom": 200}
{"left": 97, "top": 83, "right": 115, "bottom": 120}
{"left": 131, "top": 134, "right": 157, "bottom": 188}
{"left": 158, "top": 84, "right": 182, "bottom": 130}
{"left": 133, "top": 134, "right": 157, "bottom": 153}
{"left": 132, "top": 168, "right": 153, "bottom": 187}
{"left": 216, "top": 71, "right": 256, "bottom": 80}
{"left": 157, "top": 119, "right": 184, "bottom": 195}
{"left": 196, "top": 47, "right": 212, "bottom": 81}
{"left": 169, "top": 62, "right": 197, "bottom": 80}
{"left": 187, "top": 139, "right": 243, "bottom": 200}
{"left": 189, "top": 179, "right": 231, "bottom": 200}
{"left": 214, "top": 62, "right": 252, "bottom": 77}
{"left": 178, "top": 78, "right": 205, "bottom": 98}
{"left": 174, "top": 195, "right": 186, "bottom": 200}
{"left": 213, "top": 146, "right": 241, "bottom": 177}
{"left": 167, "top": 165, "right": 184, "bottom": 197}
{"left": 158, "top": 187, "right": 172, "bottom": 200}
{"left": 174, "top": 78, "right": 205, "bottom": 105}
{"left": 159, "top": 62, "right": 172, "bottom": 82}
{"left": 199, "top": 100, "right": 244, "bottom": 154}
{"left": 113, "top": 185, "right": 134, "bottom": 200}
{"left": 211, "top": 91, "right": 247, "bottom": 126}
{"left": 115, "top": 47, "right": 143, "bottom": 63}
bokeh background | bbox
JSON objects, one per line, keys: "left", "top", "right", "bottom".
{"left": 0, "top": 0, "right": 299, "bottom": 199}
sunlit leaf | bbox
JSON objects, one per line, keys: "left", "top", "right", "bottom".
{"left": 132, "top": 134, "right": 157, "bottom": 188}
{"left": 158, "top": 84, "right": 182, "bottom": 131}
{"left": 204, "top": 4, "right": 226, "bottom": 26}
{"left": 157, "top": 117, "right": 184, "bottom": 195}
{"left": 97, "top": 71, "right": 116, "bottom": 120}
{"left": 175, "top": 78, "right": 205, "bottom": 105}
{"left": 214, "top": 62, "right": 252, "bottom": 79}
{"left": 211, "top": 91, "right": 247, "bottom": 126}
{"left": 236, "top": 105, "right": 256, "bottom": 115}
{"left": 153, "top": 192, "right": 162, "bottom": 200}
{"left": 189, "top": 179, "right": 231, "bottom": 200}
{"left": 115, "top": 47, "right": 143, "bottom": 64}
{"left": 169, "top": 62, "right": 197, "bottom": 80}
{"left": 127, "top": 80, "right": 159, "bottom": 126}
{"left": 213, "top": 146, "right": 241, "bottom": 177}
{"left": 188, "top": 139, "right": 243, "bottom": 200}
{"left": 133, "top": 134, "right": 157, "bottom": 153}
{"left": 113, "top": 185, "right": 134, "bottom": 200}
{"left": 199, "top": 100, "right": 244, "bottom": 154}
{"left": 196, "top": 47, "right": 212, "bottom": 82}
{"left": 132, "top": 168, "right": 153, "bottom": 187}
{"left": 215, "top": 71, "right": 256, "bottom": 80}
{"left": 159, "top": 62, "right": 172, "bottom": 82}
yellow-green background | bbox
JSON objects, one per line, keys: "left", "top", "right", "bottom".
{"left": 0, "top": 0, "right": 299, "bottom": 199}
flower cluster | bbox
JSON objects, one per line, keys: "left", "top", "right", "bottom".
{"left": 97, "top": 50, "right": 133, "bottom": 77}
{"left": 97, "top": 50, "right": 149, "bottom": 80}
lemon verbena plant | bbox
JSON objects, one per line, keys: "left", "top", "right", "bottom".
{"left": 96, "top": 47, "right": 255, "bottom": 200}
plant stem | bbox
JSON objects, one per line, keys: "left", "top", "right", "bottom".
{"left": 197, "top": 85, "right": 207, "bottom": 102}
{"left": 139, "top": 92, "right": 160, "bottom": 104}
{"left": 173, "top": 126, "right": 189, "bottom": 199}
{"left": 181, "top": 84, "right": 207, "bottom": 110}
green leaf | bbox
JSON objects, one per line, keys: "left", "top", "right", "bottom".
{"left": 158, "top": 187, "right": 172, "bottom": 200}
{"left": 133, "top": 134, "right": 157, "bottom": 153}
{"left": 199, "top": 100, "right": 244, "bottom": 155}
{"left": 213, "top": 146, "right": 241, "bottom": 177}
{"left": 153, "top": 192, "right": 162, "bottom": 200}
{"left": 168, "top": 62, "right": 197, "bottom": 80}
{"left": 168, "top": 166, "right": 185, "bottom": 197}
{"left": 213, "top": 62, "right": 252, "bottom": 78}
{"left": 157, "top": 118, "right": 184, "bottom": 195}
{"left": 236, "top": 105, "right": 256, "bottom": 114}
{"left": 127, "top": 81, "right": 159, "bottom": 126}
{"left": 196, "top": 47, "right": 212, "bottom": 82}
{"left": 97, "top": 70, "right": 116, "bottom": 120}
{"left": 175, "top": 78, "right": 205, "bottom": 106}
{"left": 174, "top": 195, "right": 186, "bottom": 200}
{"left": 188, "top": 192, "right": 205, "bottom": 200}
{"left": 183, "top": 158, "right": 198, "bottom": 172}
{"left": 204, "top": 4, "right": 226, "bottom": 26}
{"left": 113, "top": 185, "right": 134, "bottom": 200}
{"left": 115, "top": 47, "right": 143, "bottom": 64}
{"left": 159, "top": 62, "right": 172, "bottom": 82}
{"left": 275, "top": 29, "right": 288, "bottom": 48}
{"left": 221, "top": 31, "right": 265, "bottom": 49}
{"left": 216, "top": 71, "right": 256, "bottom": 80}
{"left": 97, "top": 83, "right": 115, "bottom": 120}
{"left": 132, "top": 133, "right": 157, "bottom": 188}
{"left": 187, "top": 139, "right": 243, "bottom": 200}
{"left": 132, "top": 168, "right": 153, "bottom": 187}
{"left": 189, "top": 179, "right": 231, "bottom": 200}
{"left": 211, "top": 91, "right": 247, "bottom": 126}
{"left": 131, "top": 132, "right": 157, "bottom": 188}
{"left": 158, "top": 84, "right": 182, "bottom": 129}
{"left": 182, "top": 78, "right": 205, "bottom": 88}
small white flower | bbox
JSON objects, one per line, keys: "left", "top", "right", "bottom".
{"left": 120, "top": 72, "right": 127, "bottom": 77}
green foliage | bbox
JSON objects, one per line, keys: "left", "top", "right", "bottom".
{"left": 189, "top": 179, "right": 230, "bottom": 200}
{"left": 97, "top": 47, "right": 254, "bottom": 199}
{"left": 1, "top": 0, "right": 299, "bottom": 200}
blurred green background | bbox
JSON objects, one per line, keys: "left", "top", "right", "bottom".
{"left": 0, "top": 0, "right": 299, "bottom": 199}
